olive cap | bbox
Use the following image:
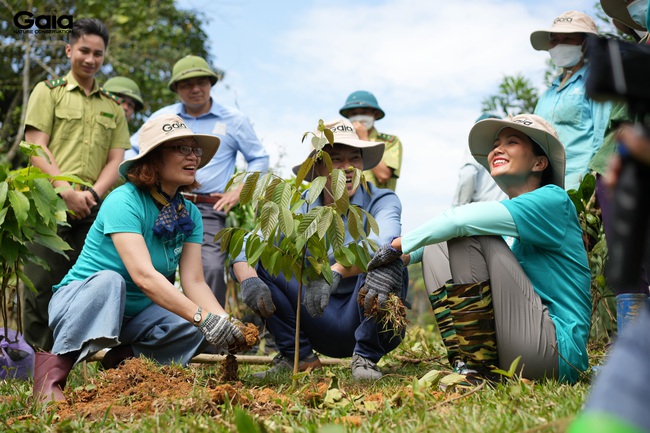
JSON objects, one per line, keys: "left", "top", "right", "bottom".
{"left": 103, "top": 76, "right": 144, "bottom": 110}
{"left": 168, "top": 55, "right": 219, "bottom": 92}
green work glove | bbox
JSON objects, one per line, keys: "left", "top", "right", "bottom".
{"left": 240, "top": 277, "right": 276, "bottom": 319}
{"left": 367, "top": 241, "right": 402, "bottom": 271}
{"left": 303, "top": 271, "right": 342, "bottom": 317}
{"left": 363, "top": 259, "right": 404, "bottom": 314}
{"left": 198, "top": 313, "right": 246, "bottom": 351}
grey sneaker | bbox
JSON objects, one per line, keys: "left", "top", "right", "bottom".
{"left": 350, "top": 354, "right": 382, "bottom": 380}
{"left": 253, "top": 352, "right": 321, "bottom": 378}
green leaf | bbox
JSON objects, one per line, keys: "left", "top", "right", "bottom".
{"left": 260, "top": 201, "right": 279, "bottom": 239}
{"left": 297, "top": 208, "right": 322, "bottom": 241}
{"left": 16, "top": 267, "right": 36, "bottom": 294}
{"left": 271, "top": 180, "right": 290, "bottom": 209}
{"left": 364, "top": 209, "right": 380, "bottom": 236}
{"left": 7, "top": 189, "right": 30, "bottom": 224}
{"left": 295, "top": 158, "right": 314, "bottom": 186}
{"left": 317, "top": 207, "right": 333, "bottom": 240}
{"left": 0, "top": 207, "right": 7, "bottom": 226}
{"left": 239, "top": 172, "right": 260, "bottom": 205}
{"left": 347, "top": 207, "right": 362, "bottom": 240}
{"left": 307, "top": 176, "right": 327, "bottom": 204}
{"left": 323, "top": 127, "right": 334, "bottom": 144}
{"left": 0, "top": 181, "right": 7, "bottom": 208}
{"left": 248, "top": 239, "right": 267, "bottom": 264}
{"left": 327, "top": 214, "right": 345, "bottom": 251}
{"left": 230, "top": 229, "right": 246, "bottom": 259}
{"left": 330, "top": 169, "right": 346, "bottom": 201}
{"left": 33, "top": 232, "right": 71, "bottom": 256}
{"left": 32, "top": 177, "right": 58, "bottom": 223}
{"left": 279, "top": 207, "right": 294, "bottom": 238}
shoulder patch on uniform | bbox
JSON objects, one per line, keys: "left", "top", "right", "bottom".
{"left": 44, "top": 77, "right": 67, "bottom": 89}
{"left": 100, "top": 87, "right": 123, "bottom": 105}
{"left": 377, "top": 132, "right": 397, "bottom": 143}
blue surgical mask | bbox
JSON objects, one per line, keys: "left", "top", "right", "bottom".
{"left": 627, "top": 0, "right": 648, "bottom": 28}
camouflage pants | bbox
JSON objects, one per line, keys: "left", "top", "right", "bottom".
{"left": 422, "top": 236, "right": 559, "bottom": 381}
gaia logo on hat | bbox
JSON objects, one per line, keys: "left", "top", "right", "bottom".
{"left": 162, "top": 121, "right": 188, "bottom": 133}
{"left": 118, "top": 114, "right": 220, "bottom": 179}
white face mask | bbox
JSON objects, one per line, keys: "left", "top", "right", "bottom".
{"left": 548, "top": 44, "right": 583, "bottom": 68}
{"left": 627, "top": 0, "right": 648, "bottom": 27}
{"left": 348, "top": 114, "right": 375, "bottom": 130}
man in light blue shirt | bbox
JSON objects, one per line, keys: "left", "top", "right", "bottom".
{"left": 128, "top": 55, "right": 269, "bottom": 305}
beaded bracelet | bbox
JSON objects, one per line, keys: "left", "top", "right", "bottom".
{"left": 88, "top": 187, "right": 101, "bottom": 203}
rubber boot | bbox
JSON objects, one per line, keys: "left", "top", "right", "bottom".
{"left": 33, "top": 352, "right": 74, "bottom": 404}
{"left": 428, "top": 283, "right": 462, "bottom": 366}
{"left": 616, "top": 293, "right": 648, "bottom": 337}
{"left": 446, "top": 280, "right": 499, "bottom": 378}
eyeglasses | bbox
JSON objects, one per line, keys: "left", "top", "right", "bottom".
{"left": 164, "top": 145, "right": 204, "bottom": 157}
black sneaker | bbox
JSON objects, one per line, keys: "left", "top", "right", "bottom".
{"left": 252, "top": 352, "right": 321, "bottom": 378}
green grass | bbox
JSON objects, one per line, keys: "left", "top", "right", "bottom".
{"left": 0, "top": 319, "right": 601, "bottom": 433}
{"left": 0, "top": 277, "right": 606, "bottom": 433}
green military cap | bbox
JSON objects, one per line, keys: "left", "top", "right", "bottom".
{"left": 103, "top": 76, "right": 144, "bottom": 111}
{"left": 339, "top": 90, "right": 386, "bottom": 120}
{"left": 168, "top": 55, "right": 219, "bottom": 92}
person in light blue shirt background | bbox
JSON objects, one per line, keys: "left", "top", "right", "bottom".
{"left": 530, "top": 10, "right": 613, "bottom": 191}
{"left": 452, "top": 113, "right": 508, "bottom": 206}
{"left": 128, "top": 55, "right": 270, "bottom": 306}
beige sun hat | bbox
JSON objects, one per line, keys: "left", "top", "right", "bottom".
{"left": 530, "top": 11, "right": 599, "bottom": 51}
{"left": 119, "top": 114, "right": 220, "bottom": 179}
{"left": 602, "top": 0, "right": 646, "bottom": 31}
{"left": 292, "top": 118, "right": 385, "bottom": 182}
{"left": 468, "top": 114, "right": 566, "bottom": 189}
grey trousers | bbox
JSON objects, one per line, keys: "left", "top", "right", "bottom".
{"left": 196, "top": 203, "right": 228, "bottom": 306}
{"left": 421, "top": 236, "right": 559, "bottom": 380}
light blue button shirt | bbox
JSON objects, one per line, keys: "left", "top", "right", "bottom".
{"left": 128, "top": 99, "right": 269, "bottom": 194}
{"left": 534, "top": 64, "right": 612, "bottom": 191}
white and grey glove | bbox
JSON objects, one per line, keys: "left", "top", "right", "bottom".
{"left": 240, "top": 277, "right": 276, "bottom": 319}
{"left": 303, "top": 271, "right": 342, "bottom": 317}
{"left": 363, "top": 259, "right": 404, "bottom": 314}
{"left": 198, "top": 313, "right": 245, "bottom": 350}
{"left": 367, "top": 241, "right": 402, "bottom": 271}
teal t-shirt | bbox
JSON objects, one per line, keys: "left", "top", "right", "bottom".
{"left": 501, "top": 185, "right": 591, "bottom": 383}
{"left": 54, "top": 182, "right": 203, "bottom": 316}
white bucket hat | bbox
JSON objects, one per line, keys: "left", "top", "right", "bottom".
{"left": 468, "top": 114, "right": 566, "bottom": 189}
{"left": 119, "top": 114, "right": 220, "bottom": 179}
{"left": 601, "top": 0, "right": 646, "bottom": 31}
{"left": 530, "top": 11, "right": 599, "bottom": 51}
{"left": 292, "top": 118, "right": 385, "bottom": 182}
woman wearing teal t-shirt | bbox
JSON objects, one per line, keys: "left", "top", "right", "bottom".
{"left": 365, "top": 114, "right": 591, "bottom": 384}
{"left": 34, "top": 114, "right": 247, "bottom": 404}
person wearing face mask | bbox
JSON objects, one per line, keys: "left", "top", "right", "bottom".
{"left": 339, "top": 90, "right": 403, "bottom": 191}
{"left": 530, "top": 10, "right": 613, "bottom": 191}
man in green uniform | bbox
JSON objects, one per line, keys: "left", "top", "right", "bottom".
{"left": 339, "top": 90, "right": 403, "bottom": 191}
{"left": 22, "top": 18, "right": 130, "bottom": 351}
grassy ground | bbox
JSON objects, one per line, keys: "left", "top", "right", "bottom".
{"left": 0, "top": 269, "right": 607, "bottom": 433}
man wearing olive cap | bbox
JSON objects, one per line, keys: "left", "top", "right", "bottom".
{"left": 103, "top": 76, "right": 144, "bottom": 123}
{"left": 129, "top": 55, "right": 269, "bottom": 306}
{"left": 339, "top": 90, "right": 403, "bottom": 191}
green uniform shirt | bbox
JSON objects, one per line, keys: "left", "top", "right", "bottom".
{"left": 24, "top": 71, "right": 131, "bottom": 184}
{"left": 363, "top": 128, "right": 402, "bottom": 191}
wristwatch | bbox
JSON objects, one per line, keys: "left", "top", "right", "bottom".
{"left": 192, "top": 306, "right": 203, "bottom": 327}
